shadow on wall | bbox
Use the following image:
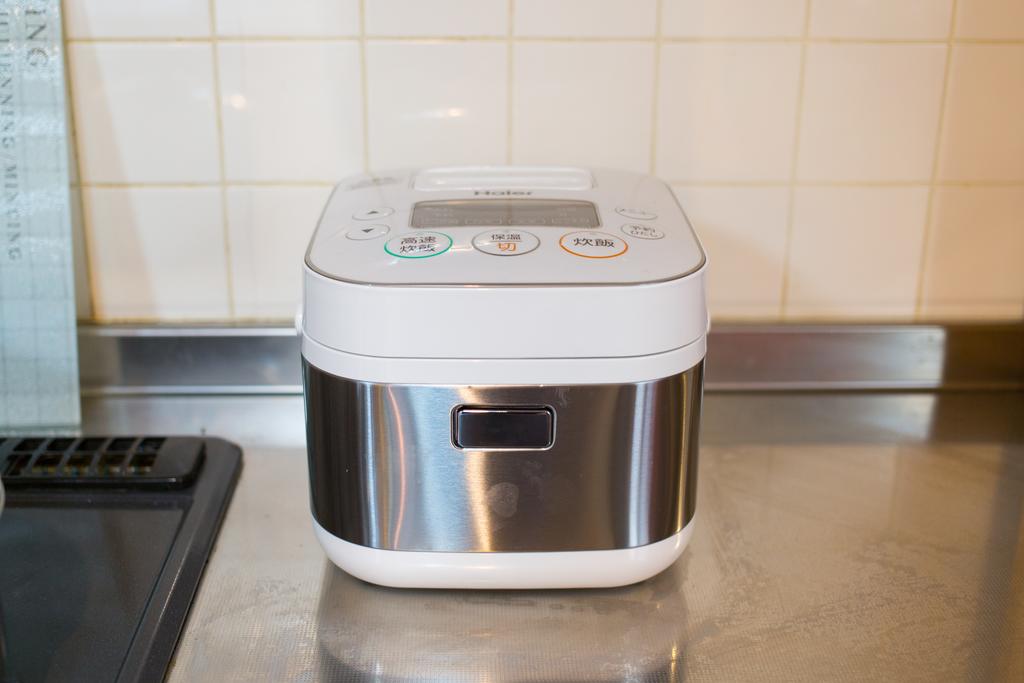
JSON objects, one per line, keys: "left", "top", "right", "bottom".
{"left": 66, "top": 46, "right": 155, "bottom": 322}
{"left": 684, "top": 217, "right": 783, "bottom": 321}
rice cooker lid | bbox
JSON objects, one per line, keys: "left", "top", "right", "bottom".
{"left": 302, "top": 167, "right": 708, "bottom": 360}
{"left": 305, "top": 167, "right": 705, "bottom": 287}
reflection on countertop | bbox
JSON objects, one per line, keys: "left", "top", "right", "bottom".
{"left": 315, "top": 561, "right": 690, "bottom": 681}
{"left": 83, "top": 391, "right": 1024, "bottom": 682}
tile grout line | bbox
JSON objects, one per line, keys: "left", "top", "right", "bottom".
{"left": 778, "top": 0, "right": 814, "bottom": 319}
{"left": 207, "top": 0, "right": 235, "bottom": 318}
{"left": 62, "top": 36, "right": 1024, "bottom": 46}
{"left": 358, "top": 0, "right": 370, "bottom": 173}
{"left": 60, "top": 0, "right": 98, "bottom": 320}
{"left": 648, "top": 0, "right": 664, "bottom": 175}
{"left": 676, "top": 179, "right": 1024, "bottom": 187}
{"left": 362, "top": 0, "right": 374, "bottom": 174}
{"left": 914, "top": 0, "right": 960, "bottom": 321}
{"left": 506, "top": 0, "right": 515, "bottom": 164}
{"left": 75, "top": 179, "right": 1024, "bottom": 190}
{"left": 80, "top": 181, "right": 336, "bottom": 189}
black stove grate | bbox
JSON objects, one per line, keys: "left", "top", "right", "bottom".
{"left": 0, "top": 436, "right": 242, "bottom": 683}
{"left": 1, "top": 435, "right": 202, "bottom": 489}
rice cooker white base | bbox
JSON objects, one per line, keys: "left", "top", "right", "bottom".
{"left": 314, "top": 518, "right": 696, "bottom": 590}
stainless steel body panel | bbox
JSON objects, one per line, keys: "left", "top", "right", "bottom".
{"left": 302, "top": 360, "right": 703, "bottom": 553}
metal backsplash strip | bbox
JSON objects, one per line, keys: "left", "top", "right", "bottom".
{"left": 77, "top": 324, "right": 1024, "bottom": 396}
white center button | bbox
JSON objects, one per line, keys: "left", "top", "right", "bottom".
{"left": 346, "top": 224, "right": 390, "bottom": 240}
{"left": 621, "top": 223, "right": 664, "bottom": 240}
{"left": 353, "top": 207, "right": 394, "bottom": 220}
{"left": 472, "top": 230, "right": 540, "bottom": 256}
{"left": 615, "top": 207, "right": 657, "bottom": 220}
{"left": 385, "top": 231, "right": 452, "bottom": 258}
{"left": 559, "top": 231, "right": 628, "bottom": 259}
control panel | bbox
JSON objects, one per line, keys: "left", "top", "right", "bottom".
{"left": 306, "top": 167, "right": 705, "bottom": 286}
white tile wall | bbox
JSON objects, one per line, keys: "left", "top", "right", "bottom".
{"left": 809, "top": 0, "right": 953, "bottom": 40}
{"left": 514, "top": 0, "right": 657, "bottom": 37}
{"left": 226, "top": 187, "right": 333, "bottom": 319}
{"left": 797, "top": 44, "right": 947, "bottom": 182}
{"left": 672, "top": 187, "right": 789, "bottom": 319}
{"left": 83, "top": 188, "right": 229, "bottom": 320}
{"left": 657, "top": 44, "right": 802, "bottom": 181}
{"left": 66, "top": 0, "right": 1024, "bottom": 323}
{"left": 512, "top": 43, "right": 654, "bottom": 172}
{"left": 215, "top": 0, "right": 360, "bottom": 37}
{"left": 69, "top": 43, "right": 220, "bottom": 183}
{"left": 786, "top": 188, "right": 929, "bottom": 319}
{"left": 217, "top": 42, "right": 364, "bottom": 182}
{"left": 66, "top": 0, "right": 210, "bottom": 39}
{"left": 937, "top": 45, "right": 1024, "bottom": 182}
{"left": 956, "top": 0, "right": 1024, "bottom": 40}
{"left": 920, "top": 187, "right": 1024, "bottom": 319}
{"left": 366, "top": 0, "right": 507, "bottom": 37}
{"left": 662, "top": 0, "right": 806, "bottom": 38}
{"left": 367, "top": 42, "right": 507, "bottom": 169}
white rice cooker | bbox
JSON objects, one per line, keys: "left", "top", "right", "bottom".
{"left": 301, "top": 166, "right": 707, "bottom": 589}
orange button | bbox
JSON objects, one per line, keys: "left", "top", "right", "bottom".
{"left": 559, "top": 231, "right": 628, "bottom": 259}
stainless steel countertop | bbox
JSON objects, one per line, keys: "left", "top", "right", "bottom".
{"left": 82, "top": 392, "right": 1024, "bottom": 682}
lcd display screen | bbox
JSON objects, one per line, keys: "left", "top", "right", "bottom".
{"left": 411, "top": 199, "right": 600, "bottom": 228}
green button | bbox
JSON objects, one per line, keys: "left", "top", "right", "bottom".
{"left": 385, "top": 231, "right": 453, "bottom": 259}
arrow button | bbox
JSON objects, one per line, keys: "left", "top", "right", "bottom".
{"left": 353, "top": 207, "right": 395, "bottom": 220}
{"left": 346, "top": 224, "right": 390, "bottom": 241}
